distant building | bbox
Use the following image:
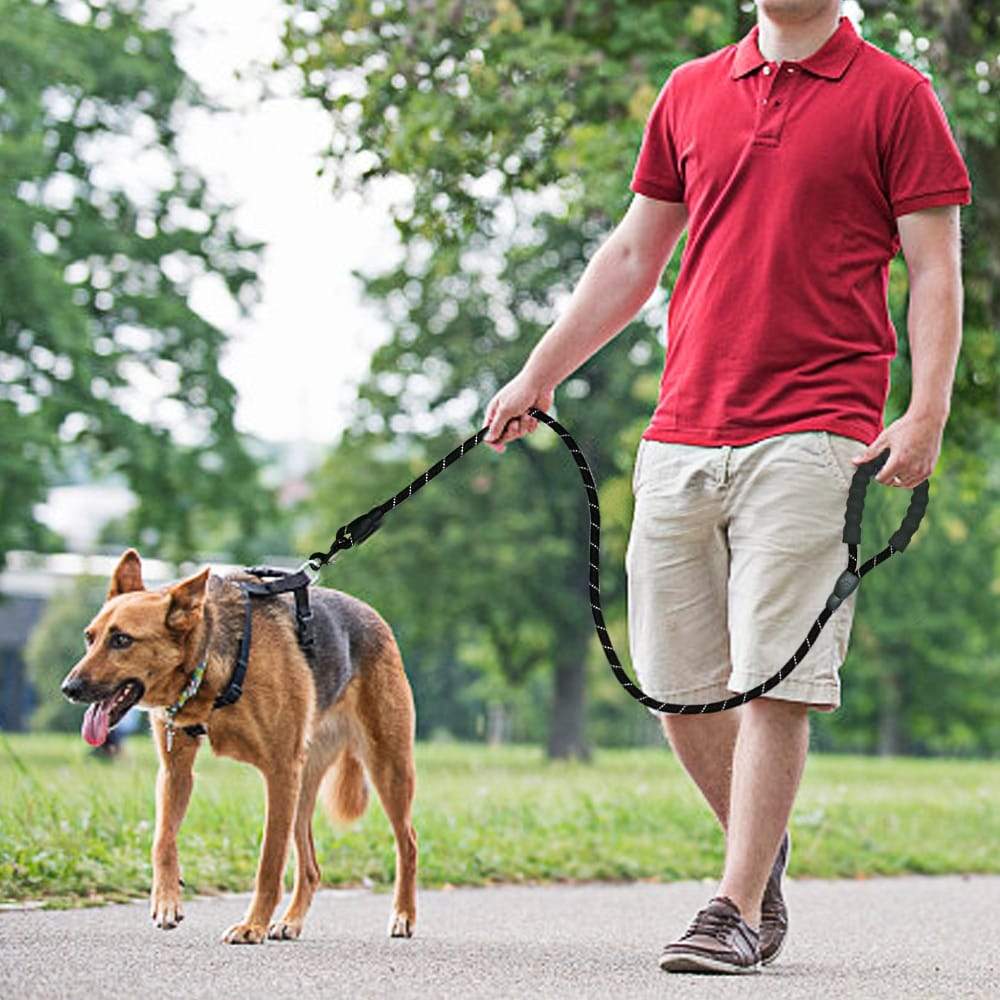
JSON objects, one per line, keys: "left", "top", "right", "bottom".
{"left": 0, "top": 594, "right": 45, "bottom": 731}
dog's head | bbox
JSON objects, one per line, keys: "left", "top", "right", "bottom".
{"left": 60, "top": 549, "right": 210, "bottom": 746}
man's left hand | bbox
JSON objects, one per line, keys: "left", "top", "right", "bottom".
{"left": 850, "top": 409, "right": 945, "bottom": 488}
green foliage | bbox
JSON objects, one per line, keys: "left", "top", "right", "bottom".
{"left": 23, "top": 575, "right": 109, "bottom": 733}
{"left": 275, "top": 2, "right": 999, "bottom": 754}
{"left": 2, "top": 735, "right": 998, "bottom": 904}
{"left": 0, "top": 0, "right": 277, "bottom": 567}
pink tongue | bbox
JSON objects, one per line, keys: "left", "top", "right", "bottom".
{"left": 82, "top": 701, "right": 110, "bottom": 747}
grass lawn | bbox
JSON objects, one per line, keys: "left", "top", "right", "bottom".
{"left": 1, "top": 733, "right": 997, "bottom": 907}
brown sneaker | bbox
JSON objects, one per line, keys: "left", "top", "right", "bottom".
{"left": 760, "top": 830, "right": 790, "bottom": 966}
{"left": 659, "top": 895, "right": 761, "bottom": 974}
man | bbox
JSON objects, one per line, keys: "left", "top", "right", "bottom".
{"left": 482, "top": 0, "right": 971, "bottom": 976}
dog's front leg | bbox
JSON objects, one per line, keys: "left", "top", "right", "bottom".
{"left": 222, "top": 762, "right": 301, "bottom": 945}
{"left": 150, "top": 720, "right": 200, "bottom": 930}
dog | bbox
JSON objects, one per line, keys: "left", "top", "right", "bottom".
{"left": 60, "top": 548, "right": 418, "bottom": 943}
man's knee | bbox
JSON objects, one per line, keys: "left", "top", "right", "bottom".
{"left": 747, "top": 695, "right": 811, "bottom": 718}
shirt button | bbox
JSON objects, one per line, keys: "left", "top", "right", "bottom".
{"left": 763, "top": 65, "right": 772, "bottom": 75}
{"left": 787, "top": 67, "right": 795, "bottom": 73}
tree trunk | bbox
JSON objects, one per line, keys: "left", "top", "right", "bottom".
{"left": 877, "top": 667, "right": 902, "bottom": 757}
{"left": 486, "top": 702, "right": 509, "bottom": 747}
{"left": 547, "top": 633, "right": 591, "bottom": 761}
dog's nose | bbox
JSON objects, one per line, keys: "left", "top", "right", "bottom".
{"left": 61, "top": 675, "right": 87, "bottom": 702}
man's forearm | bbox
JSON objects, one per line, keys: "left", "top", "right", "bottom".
{"left": 523, "top": 235, "right": 665, "bottom": 389}
{"left": 906, "top": 264, "right": 963, "bottom": 421}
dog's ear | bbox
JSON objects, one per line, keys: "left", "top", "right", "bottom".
{"left": 108, "top": 548, "right": 144, "bottom": 599}
{"left": 165, "top": 567, "right": 210, "bottom": 633}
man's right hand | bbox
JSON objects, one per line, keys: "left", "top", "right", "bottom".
{"left": 483, "top": 371, "right": 556, "bottom": 454}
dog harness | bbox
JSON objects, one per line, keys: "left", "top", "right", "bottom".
{"left": 164, "top": 569, "right": 316, "bottom": 750}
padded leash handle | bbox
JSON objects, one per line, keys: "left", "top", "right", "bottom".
{"left": 891, "top": 481, "right": 930, "bottom": 552}
{"left": 842, "top": 451, "right": 888, "bottom": 545}
{"left": 842, "top": 449, "right": 930, "bottom": 552}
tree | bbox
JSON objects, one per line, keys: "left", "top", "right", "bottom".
{"left": 0, "top": 0, "right": 276, "bottom": 569}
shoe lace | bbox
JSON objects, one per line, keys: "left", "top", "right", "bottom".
{"left": 682, "top": 903, "right": 741, "bottom": 942}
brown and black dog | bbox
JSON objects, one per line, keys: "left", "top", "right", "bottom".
{"left": 60, "top": 548, "right": 418, "bottom": 943}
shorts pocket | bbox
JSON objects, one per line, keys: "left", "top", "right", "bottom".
{"left": 818, "top": 432, "right": 867, "bottom": 491}
{"left": 632, "top": 439, "right": 647, "bottom": 497}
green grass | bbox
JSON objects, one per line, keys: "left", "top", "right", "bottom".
{"left": 1, "top": 733, "right": 997, "bottom": 907}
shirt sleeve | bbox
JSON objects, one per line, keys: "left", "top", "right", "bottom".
{"left": 883, "top": 79, "right": 971, "bottom": 218}
{"left": 630, "top": 73, "right": 685, "bottom": 204}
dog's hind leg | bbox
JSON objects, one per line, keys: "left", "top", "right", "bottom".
{"left": 365, "top": 746, "right": 417, "bottom": 938}
{"left": 267, "top": 747, "right": 329, "bottom": 941}
{"left": 356, "top": 652, "right": 418, "bottom": 938}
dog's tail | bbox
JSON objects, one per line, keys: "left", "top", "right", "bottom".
{"left": 321, "top": 749, "right": 369, "bottom": 826}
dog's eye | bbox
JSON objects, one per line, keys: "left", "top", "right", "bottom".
{"left": 109, "top": 632, "right": 133, "bottom": 650}
{"left": 83, "top": 631, "right": 95, "bottom": 647}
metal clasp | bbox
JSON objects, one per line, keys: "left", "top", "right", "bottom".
{"left": 296, "top": 556, "right": 327, "bottom": 584}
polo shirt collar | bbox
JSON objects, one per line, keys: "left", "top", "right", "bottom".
{"left": 730, "top": 15, "right": 863, "bottom": 81}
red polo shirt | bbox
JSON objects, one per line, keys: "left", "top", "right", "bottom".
{"left": 630, "top": 15, "right": 972, "bottom": 447}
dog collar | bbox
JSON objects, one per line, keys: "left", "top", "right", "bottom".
{"left": 164, "top": 657, "right": 207, "bottom": 752}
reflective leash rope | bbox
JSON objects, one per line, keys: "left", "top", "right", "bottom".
{"left": 293, "top": 407, "right": 929, "bottom": 715}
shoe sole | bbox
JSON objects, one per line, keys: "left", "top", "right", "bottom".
{"left": 659, "top": 953, "right": 761, "bottom": 975}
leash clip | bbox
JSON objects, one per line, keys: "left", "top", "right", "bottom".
{"left": 297, "top": 557, "right": 326, "bottom": 583}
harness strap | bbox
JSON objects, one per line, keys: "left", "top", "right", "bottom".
{"left": 243, "top": 567, "right": 315, "bottom": 656}
{"left": 212, "top": 582, "right": 252, "bottom": 709}
{"left": 181, "top": 572, "right": 315, "bottom": 743}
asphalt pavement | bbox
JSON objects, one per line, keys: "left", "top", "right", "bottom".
{"left": 1, "top": 876, "right": 997, "bottom": 999}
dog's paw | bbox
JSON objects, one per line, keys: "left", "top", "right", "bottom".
{"left": 150, "top": 891, "right": 184, "bottom": 930}
{"left": 267, "top": 920, "right": 303, "bottom": 941}
{"left": 388, "top": 911, "right": 415, "bottom": 938}
{"left": 221, "top": 921, "right": 268, "bottom": 945}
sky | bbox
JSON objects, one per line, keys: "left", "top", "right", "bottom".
{"left": 151, "top": 0, "right": 406, "bottom": 445}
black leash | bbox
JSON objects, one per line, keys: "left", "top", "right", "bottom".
{"left": 284, "top": 407, "right": 929, "bottom": 715}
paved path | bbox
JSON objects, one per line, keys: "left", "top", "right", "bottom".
{"left": 1, "top": 876, "right": 996, "bottom": 999}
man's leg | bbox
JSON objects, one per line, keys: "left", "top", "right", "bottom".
{"left": 660, "top": 708, "right": 742, "bottom": 831}
{"left": 716, "top": 696, "right": 809, "bottom": 929}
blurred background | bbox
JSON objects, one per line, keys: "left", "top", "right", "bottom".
{"left": 1, "top": 0, "right": 998, "bottom": 770}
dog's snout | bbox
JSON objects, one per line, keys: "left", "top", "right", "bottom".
{"left": 61, "top": 674, "right": 88, "bottom": 702}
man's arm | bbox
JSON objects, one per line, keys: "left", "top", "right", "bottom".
{"left": 899, "top": 205, "right": 964, "bottom": 421}
{"left": 851, "top": 204, "right": 964, "bottom": 488}
{"left": 484, "top": 194, "right": 689, "bottom": 452}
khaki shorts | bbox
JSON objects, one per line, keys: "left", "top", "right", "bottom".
{"left": 625, "top": 431, "right": 866, "bottom": 713}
